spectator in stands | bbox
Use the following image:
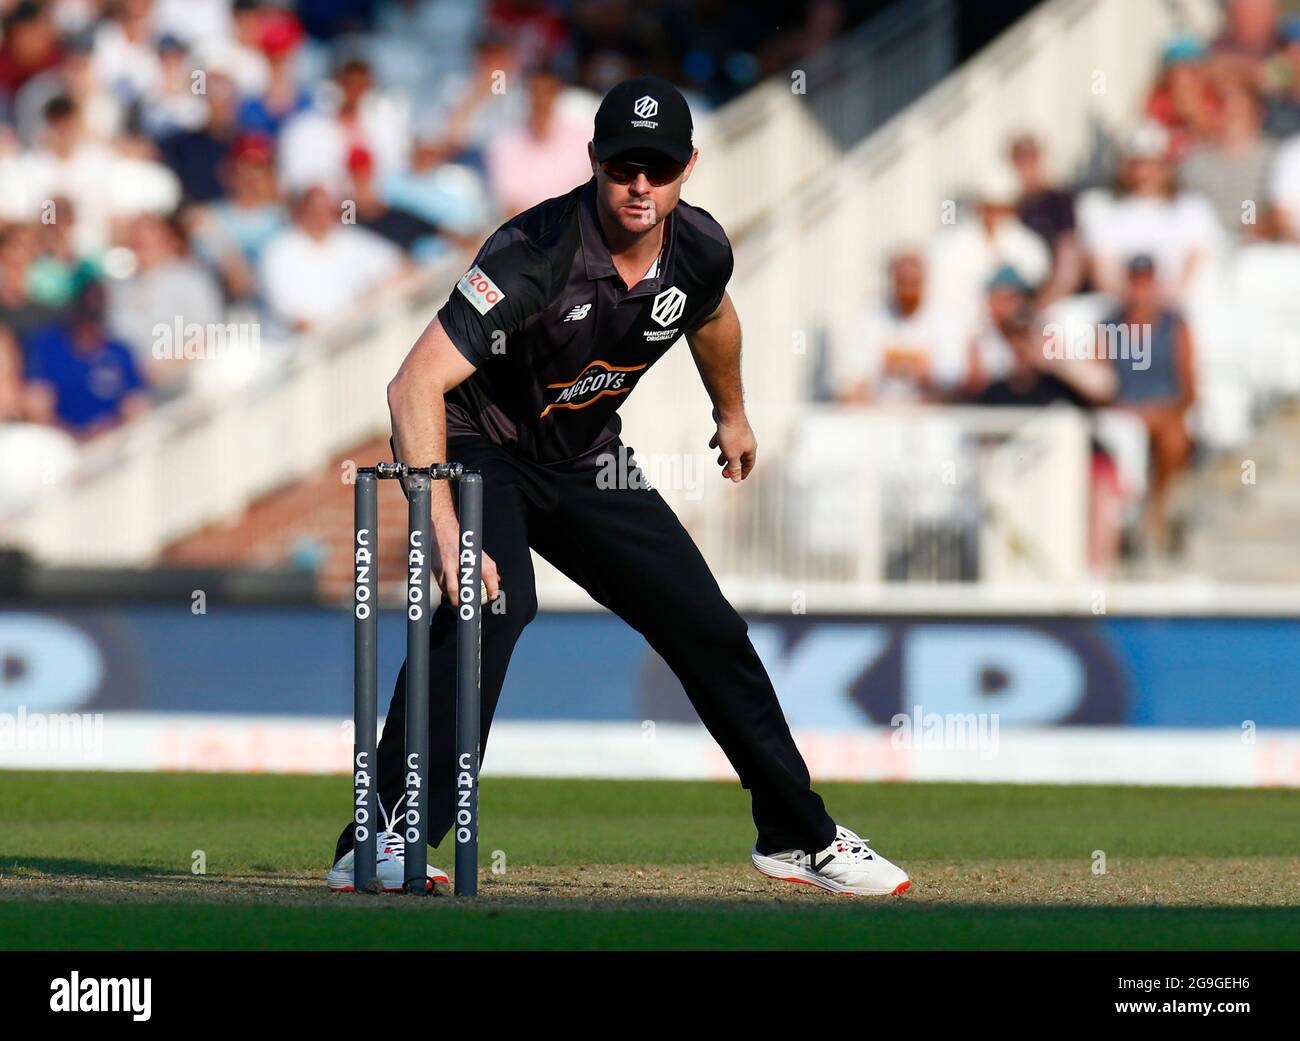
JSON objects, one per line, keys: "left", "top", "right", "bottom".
{"left": 0, "top": 322, "right": 79, "bottom": 512}
{"left": 963, "top": 265, "right": 1034, "bottom": 396}
{"left": 23, "top": 279, "right": 151, "bottom": 439}
{"left": 107, "top": 213, "right": 224, "bottom": 394}
{"left": 969, "top": 304, "right": 1122, "bottom": 574}
{"left": 92, "top": 0, "right": 161, "bottom": 104}
{"left": 0, "top": 223, "right": 60, "bottom": 345}
{"left": 928, "top": 175, "right": 1050, "bottom": 348}
{"left": 235, "top": 7, "right": 311, "bottom": 137}
{"left": 139, "top": 34, "right": 209, "bottom": 141}
{"left": 1180, "top": 84, "right": 1275, "bottom": 240}
{"left": 153, "top": 0, "right": 234, "bottom": 48}
{"left": 13, "top": 94, "right": 181, "bottom": 255}
{"left": 0, "top": 2, "right": 63, "bottom": 112}
{"left": 278, "top": 56, "right": 409, "bottom": 194}
{"left": 196, "top": 0, "right": 271, "bottom": 100}
{"left": 1077, "top": 121, "right": 1223, "bottom": 301}
{"left": 1104, "top": 255, "right": 1197, "bottom": 551}
{"left": 1146, "top": 35, "right": 1220, "bottom": 161}
{"left": 1260, "top": 16, "right": 1300, "bottom": 137}
{"left": 28, "top": 197, "right": 100, "bottom": 309}
{"left": 14, "top": 29, "right": 123, "bottom": 148}
{"left": 428, "top": 31, "right": 527, "bottom": 169}
{"left": 0, "top": 323, "right": 50, "bottom": 423}
{"left": 259, "top": 184, "right": 405, "bottom": 332}
{"left": 486, "top": 66, "right": 596, "bottom": 216}
{"left": 1008, "top": 133, "right": 1084, "bottom": 304}
{"left": 187, "top": 132, "right": 287, "bottom": 304}
{"left": 380, "top": 129, "right": 492, "bottom": 240}
{"left": 344, "top": 144, "right": 461, "bottom": 259}
{"left": 1209, "top": 0, "right": 1285, "bottom": 89}
{"left": 836, "top": 250, "right": 963, "bottom": 405}
{"left": 158, "top": 70, "right": 243, "bottom": 204}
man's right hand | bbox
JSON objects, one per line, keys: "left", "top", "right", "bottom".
{"left": 433, "top": 521, "right": 500, "bottom": 607}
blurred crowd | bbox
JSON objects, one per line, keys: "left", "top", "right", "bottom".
{"left": 0, "top": 0, "right": 841, "bottom": 511}
{"left": 832, "top": 0, "right": 1300, "bottom": 574}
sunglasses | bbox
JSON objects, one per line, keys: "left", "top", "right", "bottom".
{"left": 600, "top": 155, "right": 685, "bottom": 187}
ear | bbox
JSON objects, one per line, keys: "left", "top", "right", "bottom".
{"left": 588, "top": 141, "right": 598, "bottom": 175}
{"left": 680, "top": 147, "right": 700, "bottom": 184}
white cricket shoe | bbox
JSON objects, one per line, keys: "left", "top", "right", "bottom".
{"left": 752, "top": 825, "right": 910, "bottom": 896}
{"left": 327, "top": 797, "right": 450, "bottom": 893}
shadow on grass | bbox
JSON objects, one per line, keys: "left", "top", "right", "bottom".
{"left": 0, "top": 856, "right": 175, "bottom": 879}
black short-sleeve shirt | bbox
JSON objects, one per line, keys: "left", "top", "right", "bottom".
{"left": 436, "top": 178, "right": 734, "bottom": 468}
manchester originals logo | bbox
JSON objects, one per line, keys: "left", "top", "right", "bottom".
{"left": 631, "top": 94, "right": 659, "bottom": 128}
{"left": 650, "top": 286, "right": 686, "bottom": 327}
{"left": 540, "top": 359, "right": 648, "bottom": 417}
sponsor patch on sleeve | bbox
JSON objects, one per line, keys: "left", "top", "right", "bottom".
{"left": 456, "top": 265, "right": 506, "bottom": 316}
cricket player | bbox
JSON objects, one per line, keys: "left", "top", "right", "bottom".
{"left": 328, "top": 76, "right": 910, "bottom": 897}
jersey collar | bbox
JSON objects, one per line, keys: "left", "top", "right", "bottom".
{"left": 579, "top": 178, "right": 676, "bottom": 299}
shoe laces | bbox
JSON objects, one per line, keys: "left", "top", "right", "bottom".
{"left": 830, "top": 826, "right": 875, "bottom": 862}
{"left": 375, "top": 794, "right": 407, "bottom": 857}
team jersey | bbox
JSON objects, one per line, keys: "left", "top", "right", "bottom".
{"left": 435, "top": 177, "right": 733, "bottom": 468}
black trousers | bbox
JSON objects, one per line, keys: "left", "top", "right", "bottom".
{"left": 334, "top": 436, "right": 836, "bottom": 861}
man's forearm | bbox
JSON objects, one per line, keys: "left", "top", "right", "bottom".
{"left": 687, "top": 293, "right": 746, "bottom": 419}
{"left": 389, "top": 375, "right": 458, "bottom": 526}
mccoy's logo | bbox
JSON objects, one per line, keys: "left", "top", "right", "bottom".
{"left": 650, "top": 286, "right": 686, "bottom": 327}
{"left": 541, "top": 359, "right": 647, "bottom": 417}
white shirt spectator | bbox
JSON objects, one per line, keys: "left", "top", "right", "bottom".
{"left": 278, "top": 91, "right": 411, "bottom": 195}
{"left": 93, "top": 19, "right": 161, "bottom": 101}
{"left": 0, "top": 148, "right": 181, "bottom": 254}
{"left": 837, "top": 303, "right": 966, "bottom": 402}
{"left": 260, "top": 225, "right": 402, "bottom": 329}
{"left": 1076, "top": 188, "right": 1224, "bottom": 293}
{"left": 153, "top": 0, "right": 232, "bottom": 48}
{"left": 927, "top": 214, "right": 1050, "bottom": 345}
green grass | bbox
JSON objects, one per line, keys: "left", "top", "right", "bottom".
{"left": 2, "top": 771, "right": 1298, "bottom": 950}
{"left": 3, "top": 903, "right": 1297, "bottom": 951}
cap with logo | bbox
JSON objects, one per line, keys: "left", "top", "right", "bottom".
{"left": 592, "top": 75, "right": 694, "bottom": 165}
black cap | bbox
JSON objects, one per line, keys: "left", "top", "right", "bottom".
{"left": 592, "top": 75, "right": 693, "bottom": 165}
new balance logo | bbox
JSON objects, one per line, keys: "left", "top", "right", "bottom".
{"left": 563, "top": 304, "right": 592, "bottom": 322}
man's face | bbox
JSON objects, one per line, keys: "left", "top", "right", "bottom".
{"left": 589, "top": 144, "right": 697, "bottom": 236}
{"left": 296, "top": 187, "right": 337, "bottom": 237}
{"left": 891, "top": 256, "right": 924, "bottom": 310}
{"left": 1126, "top": 269, "right": 1159, "bottom": 309}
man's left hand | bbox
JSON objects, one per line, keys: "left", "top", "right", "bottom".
{"left": 710, "top": 410, "right": 756, "bottom": 482}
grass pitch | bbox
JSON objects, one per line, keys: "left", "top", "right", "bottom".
{"left": 1, "top": 771, "right": 1297, "bottom": 950}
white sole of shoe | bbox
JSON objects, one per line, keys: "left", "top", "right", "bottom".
{"left": 752, "top": 852, "right": 911, "bottom": 897}
{"left": 326, "top": 871, "right": 450, "bottom": 893}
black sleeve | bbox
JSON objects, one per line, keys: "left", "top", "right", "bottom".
{"left": 690, "top": 240, "right": 733, "bottom": 329}
{"left": 436, "top": 231, "right": 551, "bottom": 366}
